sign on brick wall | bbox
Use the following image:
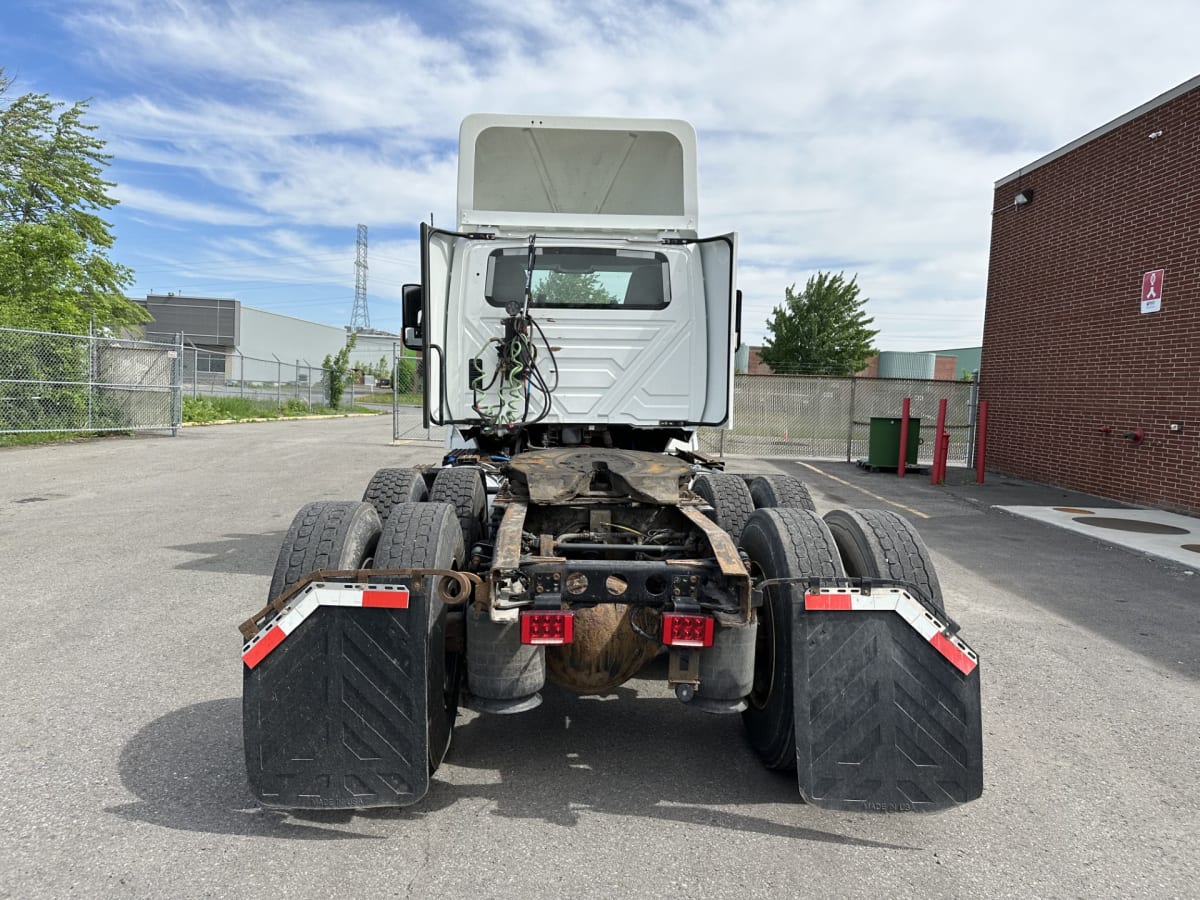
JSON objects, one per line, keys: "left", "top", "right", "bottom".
{"left": 1141, "top": 269, "right": 1165, "bottom": 314}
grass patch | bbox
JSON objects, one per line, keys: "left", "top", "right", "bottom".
{"left": 3, "top": 395, "right": 387, "bottom": 444}
{"left": 183, "top": 395, "right": 378, "bottom": 423}
{"left": 354, "top": 391, "right": 421, "bottom": 407}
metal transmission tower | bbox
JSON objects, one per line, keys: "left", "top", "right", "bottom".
{"left": 349, "top": 224, "right": 370, "bottom": 330}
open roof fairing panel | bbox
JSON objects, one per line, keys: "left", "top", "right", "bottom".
{"left": 458, "top": 115, "right": 699, "bottom": 236}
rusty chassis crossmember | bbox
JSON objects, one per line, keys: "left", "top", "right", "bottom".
{"left": 485, "top": 498, "right": 752, "bottom": 622}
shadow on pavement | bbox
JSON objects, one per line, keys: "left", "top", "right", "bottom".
{"left": 108, "top": 698, "right": 383, "bottom": 840}
{"left": 111, "top": 691, "right": 914, "bottom": 850}
{"left": 167, "top": 532, "right": 284, "bottom": 575}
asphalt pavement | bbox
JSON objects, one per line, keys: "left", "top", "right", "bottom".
{"left": 1, "top": 415, "right": 1197, "bottom": 900}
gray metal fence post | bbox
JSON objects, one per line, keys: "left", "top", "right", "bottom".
{"left": 966, "top": 372, "right": 981, "bottom": 468}
{"left": 846, "top": 376, "right": 858, "bottom": 462}
{"left": 192, "top": 348, "right": 199, "bottom": 398}
{"left": 173, "top": 333, "right": 184, "bottom": 434}
{"left": 86, "top": 321, "right": 94, "bottom": 431}
{"left": 239, "top": 351, "right": 245, "bottom": 399}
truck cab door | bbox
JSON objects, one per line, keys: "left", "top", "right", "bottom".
{"left": 420, "top": 222, "right": 460, "bottom": 428}
{"left": 696, "top": 233, "right": 737, "bottom": 426}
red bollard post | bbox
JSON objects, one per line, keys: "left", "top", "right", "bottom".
{"left": 940, "top": 431, "right": 951, "bottom": 483}
{"left": 975, "top": 400, "right": 989, "bottom": 484}
{"left": 932, "top": 398, "right": 948, "bottom": 485}
{"left": 898, "top": 397, "right": 911, "bottom": 478}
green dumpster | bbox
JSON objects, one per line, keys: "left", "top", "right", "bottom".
{"left": 866, "top": 416, "right": 921, "bottom": 469}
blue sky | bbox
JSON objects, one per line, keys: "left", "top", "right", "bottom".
{"left": 2, "top": 0, "right": 1198, "bottom": 349}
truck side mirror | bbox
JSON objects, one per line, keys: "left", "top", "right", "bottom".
{"left": 402, "top": 284, "right": 423, "bottom": 351}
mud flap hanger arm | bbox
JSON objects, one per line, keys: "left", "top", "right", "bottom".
{"left": 239, "top": 567, "right": 481, "bottom": 641}
{"left": 753, "top": 575, "right": 959, "bottom": 632}
{"left": 756, "top": 576, "right": 977, "bottom": 677}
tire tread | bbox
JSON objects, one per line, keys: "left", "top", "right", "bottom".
{"left": 268, "top": 501, "right": 381, "bottom": 600}
{"left": 429, "top": 467, "right": 487, "bottom": 550}
{"left": 740, "top": 508, "right": 845, "bottom": 770}
{"left": 823, "top": 508, "right": 943, "bottom": 612}
{"left": 692, "top": 472, "right": 756, "bottom": 543}
{"left": 749, "top": 475, "right": 817, "bottom": 512}
{"left": 362, "top": 467, "right": 428, "bottom": 521}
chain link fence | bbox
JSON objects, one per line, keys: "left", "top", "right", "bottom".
{"left": 698, "top": 374, "right": 977, "bottom": 464}
{"left": 178, "top": 340, "right": 420, "bottom": 412}
{"left": 0, "top": 326, "right": 183, "bottom": 434}
{"left": 398, "top": 368, "right": 977, "bottom": 463}
{"left": 178, "top": 343, "right": 334, "bottom": 408}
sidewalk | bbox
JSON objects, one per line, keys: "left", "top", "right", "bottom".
{"left": 932, "top": 468, "right": 1199, "bottom": 570}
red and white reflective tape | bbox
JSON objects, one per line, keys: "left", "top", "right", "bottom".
{"left": 804, "top": 587, "right": 978, "bottom": 676}
{"left": 241, "top": 583, "right": 410, "bottom": 670}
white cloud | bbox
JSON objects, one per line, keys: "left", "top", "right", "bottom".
{"left": 112, "top": 183, "right": 271, "bottom": 226}
{"left": 43, "top": 0, "right": 1200, "bottom": 345}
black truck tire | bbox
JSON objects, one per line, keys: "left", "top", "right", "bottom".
{"left": 429, "top": 467, "right": 488, "bottom": 551}
{"left": 748, "top": 475, "right": 817, "bottom": 513}
{"left": 373, "top": 501, "right": 465, "bottom": 772}
{"left": 823, "top": 508, "right": 944, "bottom": 614}
{"left": 267, "top": 501, "right": 381, "bottom": 601}
{"left": 692, "top": 472, "right": 756, "bottom": 544}
{"left": 740, "top": 507, "right": 845, "bottom": 770}
{"left": 362, "top": 467, "right": 428, "bottom": 521}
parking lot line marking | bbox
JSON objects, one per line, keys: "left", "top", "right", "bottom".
{"left": 794, "top": 462, "right": 930, "bottom": 519}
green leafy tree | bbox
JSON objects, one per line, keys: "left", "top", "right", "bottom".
{"left": 323, "top": 333, "right": 356, "bottom": 408}
{"left": 0, "top": 69, "right": 144, "bottom": 333}
{"left": 759, "top": 272, "right": 879, "bottom": 376}
{"left": 533, "top": 270, "right": 618, "bottom": 306}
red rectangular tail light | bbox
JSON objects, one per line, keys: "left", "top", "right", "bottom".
{"left": 660, "top": 613, "right": 714, "bottom": 648}
{"left": 520, "top": 610, "right": 575, "bottom": 645}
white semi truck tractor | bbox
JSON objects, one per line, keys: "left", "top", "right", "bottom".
{"left": 240, "top": 114, "right": 983, "bottom": 813}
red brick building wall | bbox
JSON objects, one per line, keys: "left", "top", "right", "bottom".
{"left": 934, "top": 356, "right": 959, "bottom": 381}
{"left": 982, "top": 78, "right": 1200, "bottom": 514}
{"left": 746, "top": 347, "right": 773, "bottom": 375}
{"left": 751, "top": 350, "right": 956, "bottom": 380}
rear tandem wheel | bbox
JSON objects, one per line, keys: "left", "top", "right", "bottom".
{"left": 373, "top": 501, "right": 466, "bottom": 773}
{"left": 747, "top": 475, "right": 817, "bottom": 513}
{"left": 429, "top": 467, "right": 488, "bottom": 551}
{"left": 266, "top": 500, "right": 382, "bottom": 599}
{"left": 822, "top": 508, "right": 944, "bottom": 613}
{"left": 362, "top": 467, "right": 428, "bottom": 522}
{"left": 692, "top": 472, "right": 756, "bottom": 544}
{"left": 739, "top": 507, "right": 845, "bottom": 770}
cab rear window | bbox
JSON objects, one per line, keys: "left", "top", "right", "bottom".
{"left": 484, "top": 247, "right": 670, "bottom": 309}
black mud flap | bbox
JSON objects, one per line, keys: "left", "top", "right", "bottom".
{"left": 243, "top": 605, "right": 430, "bottom": 809}
{"left": 791, "top": 601, "right": 983, "bottom": 812}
